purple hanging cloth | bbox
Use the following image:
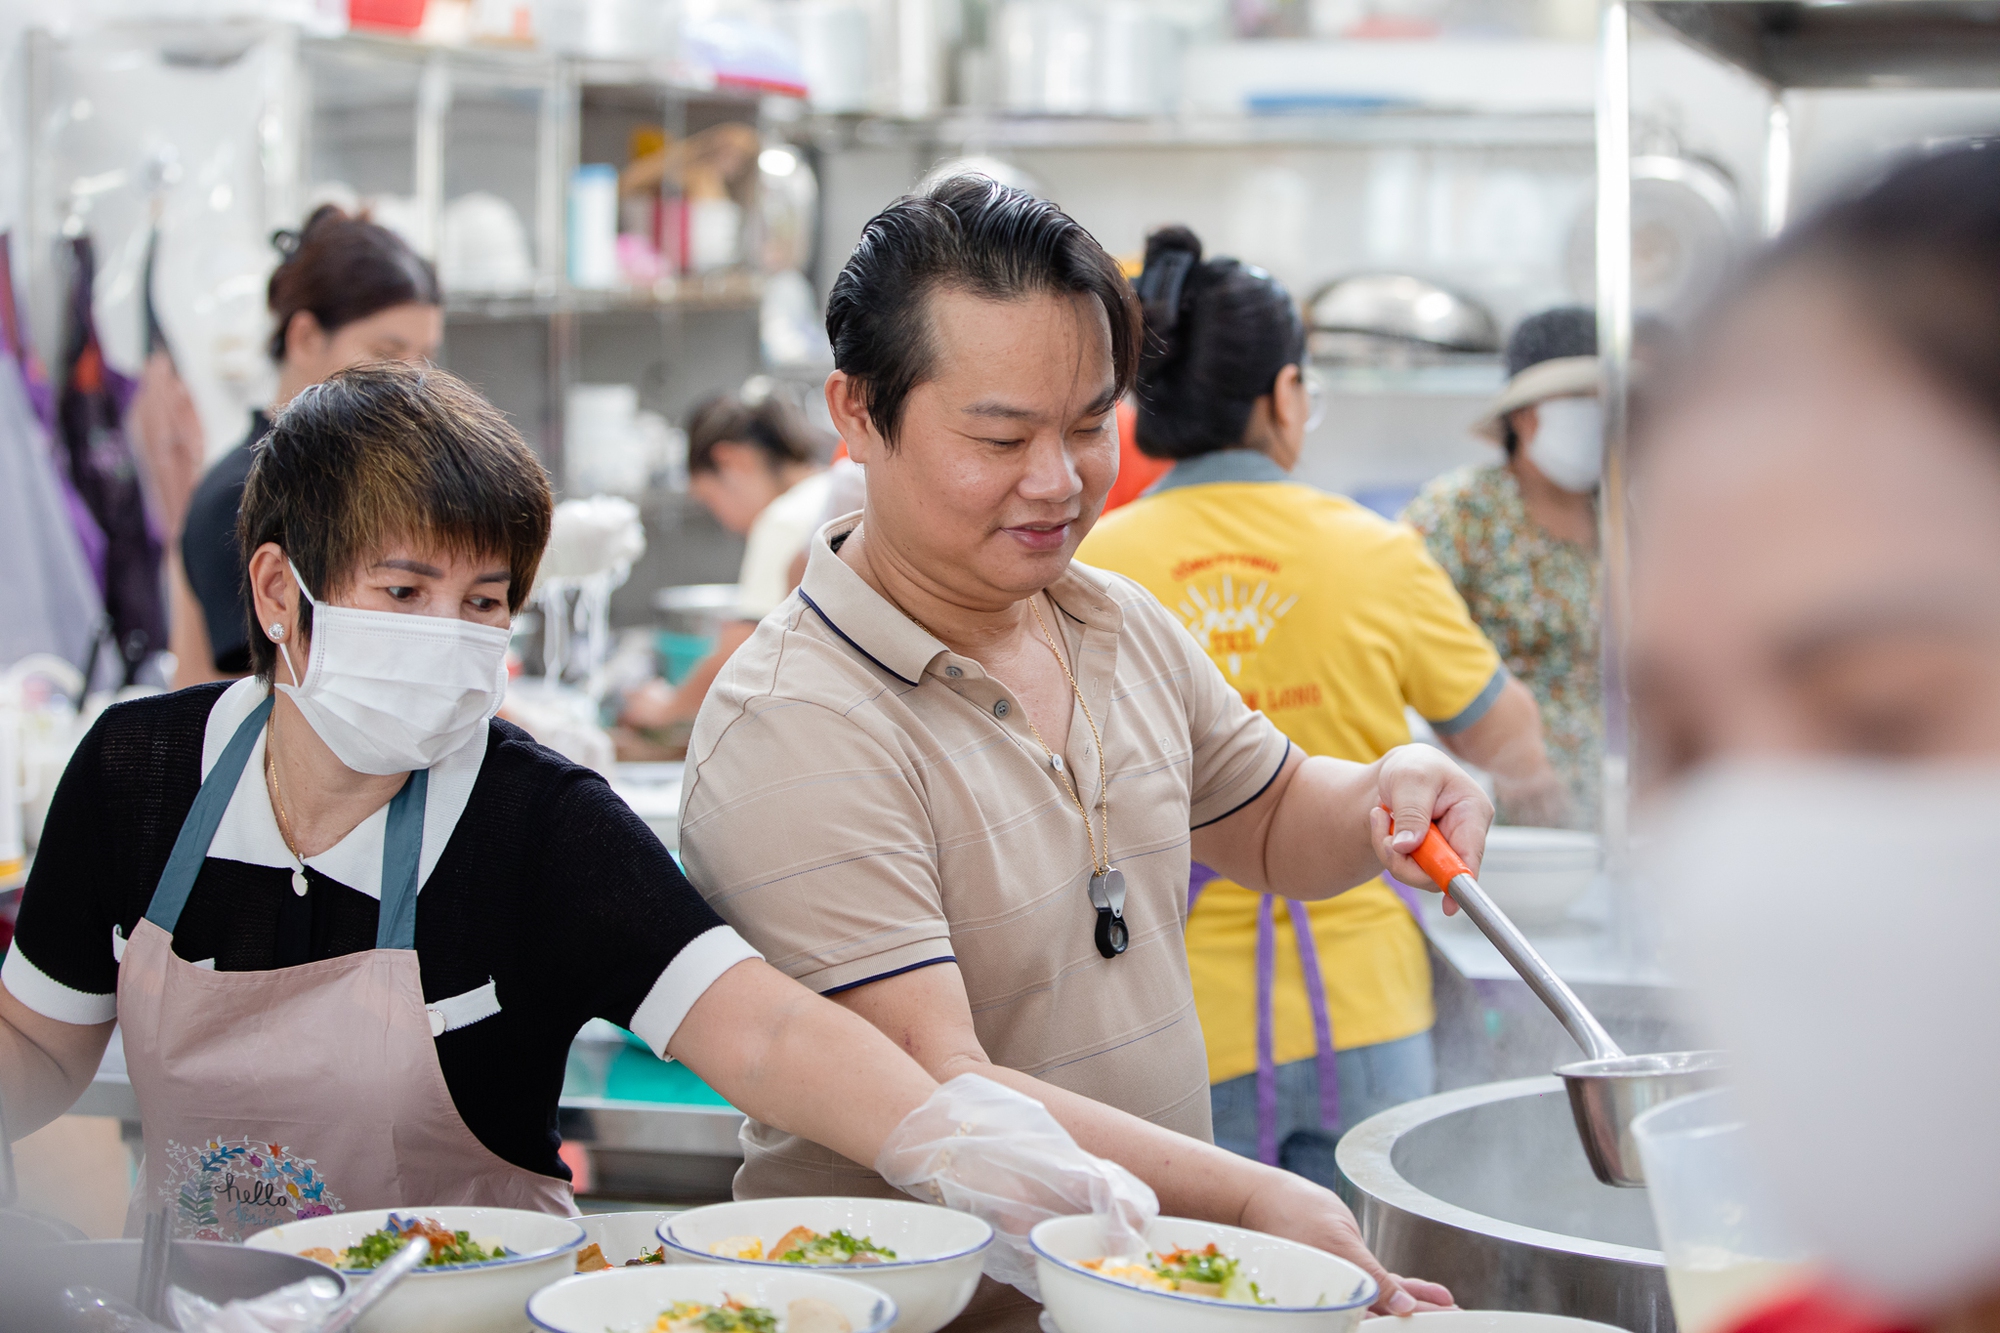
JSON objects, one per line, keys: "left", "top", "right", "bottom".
{"left": 56, "top": 234, "right": 163, "bottom": 685}
{"left": 0, "top": 232, "right": 106, "bottom": 590}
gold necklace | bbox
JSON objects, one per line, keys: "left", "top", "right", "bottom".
{"left": 265, "top": 712, "right": 310, "bottom": 898}
{"left": 1021, "top": 598, "right": 1108, "bottom": 872}
{"left": 1022, "top": 596, "right": 1127, "bottom": 958}
{"left": 880, "top": 560, "right": 1128, "bottom": 958}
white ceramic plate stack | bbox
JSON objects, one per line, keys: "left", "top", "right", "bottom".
{"left": 530, "top": 1264, "right": 897, "bottom": 1333}
{"left": 1473, "top": 827, "right": 1602, "bottom": 926}
{"left": 660, "top": 1196, "right": 992, "bottom": 1333}
{"left": 244, "top": 1206, "right": 585, "bottom": 1333}
{"left": 1031, "top": 1214, "right": 1378, "bottom": 1333}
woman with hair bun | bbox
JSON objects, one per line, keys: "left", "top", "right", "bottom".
{"left": 1080, "top": 225, "right": 1565, "bottom": 1185}
{"left": 172, "top": 204, "right": 443, "bottom": 684}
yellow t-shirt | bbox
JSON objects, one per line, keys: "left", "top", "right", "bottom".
{"left": 1078, "top": 454, "right": 1504, "bottom": 1083}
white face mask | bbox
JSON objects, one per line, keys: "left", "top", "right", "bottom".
{"left": 1651, "top": 759, "right": 2000, "bottom": 1315}
{"left": 276, "top": 561, "right": 511, "bottom": 775}
{"left": 1525, "top": 396, "right": 1603, "bottom": 492}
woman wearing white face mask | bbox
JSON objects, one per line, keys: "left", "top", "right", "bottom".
{"left": 0, "top": 360, "right": 1150, "bottom": 1248}
{"left": 1403, "top": 308, "right": 1604, "bottom": 827}
{"left": 1633, "top": 143, "right": 2000, "bottom": 1333}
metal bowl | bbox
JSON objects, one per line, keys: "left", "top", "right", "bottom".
{"left": 1558, "top": 1050, "right": 1729, "bottom": 1188}
{"left": 1306, "top": 274, "right": 1502, "bottom": 354}
{"left": 0, "top": 1238, "right": 344, "bottom": 1333}
{"left": 651, "top": 582, "right": 743, "bottom": 636}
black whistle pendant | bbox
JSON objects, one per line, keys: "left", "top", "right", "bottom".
{"left": 1089, "top": 867, "right": 1128, "bottom": 959}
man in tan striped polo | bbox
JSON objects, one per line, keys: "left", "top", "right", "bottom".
{"left": 679, "top": 176, "right": 1486, "bottom": 1330}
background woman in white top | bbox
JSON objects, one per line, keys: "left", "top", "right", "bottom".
{"left": 622, "top": 387, "right": 833, "bottom": 733}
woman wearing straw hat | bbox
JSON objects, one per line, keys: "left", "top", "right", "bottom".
{"left": 1403, "top": 308, "right": 1601, "bottom": 827}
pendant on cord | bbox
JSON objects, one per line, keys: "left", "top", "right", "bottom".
{"left": 1089, "top": 867, "right": 1128, "bottom": 958}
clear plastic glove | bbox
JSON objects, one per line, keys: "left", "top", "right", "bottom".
{"left": 171, "top": 1275, "right": 343, "bottom": 1333}
{"left": 874, "top": 1073, "right": 1159, "bottom": 1300}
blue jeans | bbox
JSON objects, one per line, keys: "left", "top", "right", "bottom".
{"left": 1208, "top": 1030, "right": 1436, "bottom": 1190}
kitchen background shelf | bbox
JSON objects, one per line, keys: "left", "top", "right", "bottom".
{"left": 443, "top": 272, "right": 765, "bottom": 320}
{"left": 803, "top": 108, "right": 1599, "bottom": 153}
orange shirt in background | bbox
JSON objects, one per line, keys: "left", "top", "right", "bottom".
{"left": 1102, "top": 399, "right": 1170, "bottom": 514}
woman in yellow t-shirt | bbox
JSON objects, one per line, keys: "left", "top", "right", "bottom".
{"left": 1079, "top": 226, "right": 1566, "bottom": 1185}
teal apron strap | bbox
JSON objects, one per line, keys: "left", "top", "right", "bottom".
{"left": 374, "top": 768, "right": 428, "bottom": 951}
{"left": 145, "top": 697, "right": 275, "bottom": 933}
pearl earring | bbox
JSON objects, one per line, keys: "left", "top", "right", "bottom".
{"left": 269, "top": 623, "right": 287, "bottom": 642}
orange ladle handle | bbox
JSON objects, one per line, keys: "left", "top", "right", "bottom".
{"left": 1410, "top": 823, "right": 1471, "bottom": 893}
{"left": 1382, "top": 806, "right": 1471, "bottom": 892}
{"left": 1379, "top": 806, "right": 1623, "bottom": 1062}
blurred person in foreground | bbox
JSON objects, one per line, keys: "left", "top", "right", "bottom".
{"left": 1080, "top": 225, "right": 1564, "bottom": 1184}
{"left": 1635, "top": 142, "right": 2000, "bottom": 1333}
{"left": 621, "top": 388, "right": 831, "bottom": 736}
{"left": 679, "top": 176, "right": 1482, "bottom": 1327}
{"left": 174, "top": 205, "right": 442, "bottom": 685}
{"left": 1402, "top": 308, "right": 1602, "bottom": 828}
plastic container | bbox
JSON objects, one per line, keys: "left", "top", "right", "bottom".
{"left": 568, "top": 164, "right": 620, "bottom": 290}
{"left": 1632, "top": 1088, "right": 1815, "bottom": 1333}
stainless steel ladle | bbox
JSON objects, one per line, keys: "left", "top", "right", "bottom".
{"left": 1405, "top": 822, "right": 1726, "bottom": 1186}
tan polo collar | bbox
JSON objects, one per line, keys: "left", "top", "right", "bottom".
{"left": 798, "top": 511, "right": 1124, "bottom": 686}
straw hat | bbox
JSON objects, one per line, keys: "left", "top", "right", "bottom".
{"left": 1473, "top": 306, "right": 1600, "bottom": 443}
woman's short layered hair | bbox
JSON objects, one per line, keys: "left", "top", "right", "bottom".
{"left": 238, "top": 361, "right": 552, "bottom": 680}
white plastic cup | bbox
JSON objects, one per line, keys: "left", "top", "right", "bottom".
{"left": 1633, "top": 1088, "right": 1815, "bottom": 1333}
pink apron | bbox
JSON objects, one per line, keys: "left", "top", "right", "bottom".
{"left": 119, "top": 695, "right": 574, "bottom": 1240}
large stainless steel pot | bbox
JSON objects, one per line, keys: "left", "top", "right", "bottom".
{"left": 1405, "top": 823, "right": 1726, "bottom": 1185}
{"left": 1337, "top": 1077, "right": 1673, "bottom": 1333}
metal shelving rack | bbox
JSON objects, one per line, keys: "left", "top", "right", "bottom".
{"left": 803, "top": 108, "right": 1599, "bottom": 152}
{"left": 1593, "top": 0, "right": 2000, "bottom": 925}
{"left": 297, "top": 32, "right": 769, "bottom": 486}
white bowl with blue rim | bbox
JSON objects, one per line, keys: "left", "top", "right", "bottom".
{"left": 528, "top": 1263, "right": 897, "bottom": 1333}
{"left": 244, "top": 1205, "right": 585, "bottom": 1333}
{"left": 658, "top": 1196, "right": 990, "bottom": 1333}
{"left": 1361, "top": 1315, "right": 1629, "bottom": 1332}
{"left": 1031, "top": 1214, "right": 1378, "bottom": 1333}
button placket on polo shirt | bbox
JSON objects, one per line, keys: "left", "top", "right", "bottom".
{"left": 928, "top": 649, "right": 1088, "bottom": 803}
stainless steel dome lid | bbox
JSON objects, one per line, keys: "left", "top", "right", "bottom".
{"left": 1306, "top": 273, "right": 1502, "bottom": 353}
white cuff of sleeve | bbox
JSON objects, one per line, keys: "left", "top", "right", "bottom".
{"left": 626, "top": 925, "right": 764, "bottom": 1061}
{"left": 2, "top": 943, "right": 117, "bottom": 1025}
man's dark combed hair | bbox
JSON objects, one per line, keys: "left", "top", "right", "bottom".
{"left": 824, "top": 175, "right": 1141, "bottom": 444}
{"left": 1758, "top": 141, "right": 2000, "bottom": 437}
{"left": 1132, "top": 224, "right": 1306, "bottom": 461}
{"left": 238, "top": 361, "right": 553, "bottom": 681}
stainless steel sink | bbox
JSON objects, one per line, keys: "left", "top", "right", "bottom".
{"left": 1337, "top": 1076, "right": 1673, "bottom": 1332}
